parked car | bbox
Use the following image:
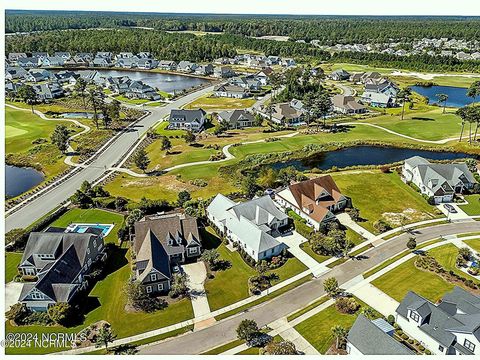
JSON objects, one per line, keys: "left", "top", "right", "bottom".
{"left": 443, "top": 204, "right": 457, "bottom": 213}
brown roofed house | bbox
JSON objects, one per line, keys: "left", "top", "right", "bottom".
{"left": 276, "top": 175, "right": 350, "bottom": 230}
{"left": 332, "top": 94, "right": 366, "bottom": 114}
{"left": 133, "top": 213, "right": 202, "bottom": 295}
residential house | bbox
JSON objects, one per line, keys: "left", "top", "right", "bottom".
{"left": 158, "top": 60, "right": 177, "bottom": 71}
{"left": 168, "top": 109, "right": 206, "bottom": 132}
{"left": 5, "top": 81, "right": 21, "bottom": 96}
{"left": 330, "top": 69, "right": 351, "bottom": 81}
{"left": 289, "top": 99, "right": 305, "bottom": 112}
{"left": 54, "top": 70, "right": 80, "bottom": 85}
{"left": 54, "top": 52, "right": 71, "bottom": 60}
{"left": 332, "top": 94, "right": 366, "bottom": 114}
{"left": 214, "top": 66, "right": 235, "bottom": 79}
{"left": 33, "top": 82, "right": 64, "bottom": 101}
{"left": 218, "top": 109, "right": 255, "bottom": 129}
{"left": 25, "top": 68, "right": 53, "bottom": 83}
{"left": 207, "top": 194, "right": 288, "bottom": 262}
{"left": 125, "top": 81, "right": 161, "bottom": 100}
{"left": 347, "top": 315, "right": 413, "bottom": 355}
{"left": 17, "top": 57, "right": 40, "bottom": 68}
{"left": 214, "top": 84, "right": 249, "bottom": 98}
{"left": 361, "top": 91, "right": 394, "bottom": 108}
{"left": 402, "top": 156, "right": 476, "bottom": 204}
{"left": 95, "top": 52, "right": 113, "bottom": 60}
{"left": 8, "top": 52, "right": 27, "bottom": 63}
{"left": 116, "top": 57, "right": 140, "bottom": 69}
{"left": 267, "top": 102, "right": 305, "bottom": 125}
{"left": 255, "top": 67, "right": 273, "bottom": 85}
{"left": 117, "top": 52, "right": 135, "bottom": 59}
{"left": 103, "top": 76, "right": 132, "bottom": 94}
{"left": 275, "top": 175, "right": 349, "bottom": 230}
{"left": 92, "top": 57, "right": 112, "bottom": 67}
{"left": 138, "top": 52, "right": 152, "bottom": 59}
{"left": 17, "top": 231, "right": 106, "bottom": 311}
{"left": 31, "top": 52, "right": 49, "bottom": 61}
{"left": 177, "top": 61, "right": 198, "bottom": 73}
{"left": 41, "top": 56, "right": 65, "bottom": 67}
{"left": 137, "top": 58, "right": 158, "bottom": 70}
{"left": 365, "top": 80, "right": 399, "bottom": 98}
{"left": 281, "top": 58, "right": 296, "bottom": 67}
{"left": 133, "top": 213, "right": 202, "bottom": 295}
{"left": 229, "top": 76, "right": 262, "bottom": 91}
{"left": 195, "top": 64, "right": 214, "bottom": 76}
{"left": 5, "top": 66, "right": 28, "bottom": 81}
{"left": 349, "top": 72, "right": 365, "bottom": 84}
{"left": 396, "top": 287, "right": 480, "bottom": 355}
{"left": 360, "top": 71, "right": 383, "bottom": 83}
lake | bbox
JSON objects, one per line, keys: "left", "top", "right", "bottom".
{"left": 271, "top": 146, "right": 475, "bottom": 171}
{"left": 92, "top": 69, "right": 211, "bottom": 94}
{"left": 411, "top": 85, "right": 474, "bottom": 108}
{"left": 5, "top": 165, "right": 45, "bottom": 198}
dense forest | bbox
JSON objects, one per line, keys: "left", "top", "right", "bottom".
{"left": 6, "top": 11, "right": 480, "bottom": 44}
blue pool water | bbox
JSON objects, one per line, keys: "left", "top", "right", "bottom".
{"left": 70, "top": 224, "right": 113, "bottom": 237}
{"left": 411, "top": 85, "right": 475, "bottom": 108}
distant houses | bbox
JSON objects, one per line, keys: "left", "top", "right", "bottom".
{"left": 18, "top": 231, "right": 106, "bottom": 311}
{"left": 207, "top": 194, "right": 288, "bottom": 262}
{"left": 213, "top": 84, "right": 250, "bottom": 98}
{"left": 332, "top": 94, "right": 366, "bottom": 114}
{"left": 218, "top": 109, "right": 255, "bottom": 129}
{"left": 267, "top": 101, "right": 306, "bottom": 125}
{"left": 402, "top": 156, "right": 476, "bottom": 204}
{"left": 330, "top": 69, "right": 351, "bottom": 81}
{"left": 132, "top": 213, "right": 202, "bottom": 295}
{"left": 168, "top": 109, "right": 207, "bottom": 132}
{"left": 275, "top": 175, "right": 349, "bottom": 230}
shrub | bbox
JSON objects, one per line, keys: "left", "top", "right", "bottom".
{"left": 47, "top": 302, "right": 72, "bottom": 325}
{"left": 387, "top": 314, "right": 395, "bottom": 325}
{"left": 373, "top": 219, "right": 392, "bottom": 233}
{"left": 335, "top": 297, "right": 359, "bottom": 314}
{"left": 294, "top": 220, "right": 313, "bottom": 238}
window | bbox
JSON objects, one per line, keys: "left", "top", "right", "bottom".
{"left": 93, "top": 240, "right": 97, "bottom": 247}
{"left": 31, "top": 291, "right": 43, "bottom": 300}
{"left": 409, "top": 311, "right": 420, "bottom": 322}
{"left": 438, "top": 345, "right": 444, "bottom": 352}
{"left": 464, "top": 339, "right": 475, "bottom": 352}
{"left": 151, "top": 273, "right": 157, "bottom": 281}
{"left": 146, "top": 286, "right": 152, "bottom": 293}
{"left": 86, "top": 248, "right": 90, "bottom": 255}
{"left": 157, "top": 284, "right": 163, "bottom": 291}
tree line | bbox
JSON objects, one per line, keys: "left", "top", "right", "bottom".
{"left": 6, "top": 11, "right": 480, "bottom": 44}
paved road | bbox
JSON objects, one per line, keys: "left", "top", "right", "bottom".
{"left": 336, "top": 82, "right": 355, "bottom": 96}
{"left": 5, "top": 86, "right": 215, "bottom": 232}
{"left": 139, "top": 221, "right": 480, "bottom": 354}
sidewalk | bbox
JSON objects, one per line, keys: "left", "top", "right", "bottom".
{"left": 337, "top": 213, "right": 376, "bottom": 241}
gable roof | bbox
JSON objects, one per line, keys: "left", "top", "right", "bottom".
{"left": 169, "top": 109, "right": 206, "bottom": 125}
{"left": 136, "top": 229, "right": 172, "bottom": 282}
{"left": 218, "top": 110, "right": 254, "bottom": 125}
{"left": 348, "top": 315, "right": 413, "bottom": 355}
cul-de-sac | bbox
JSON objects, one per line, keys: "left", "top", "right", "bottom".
{"left": 3, "top": 4, "right": 480, "bottom": 357}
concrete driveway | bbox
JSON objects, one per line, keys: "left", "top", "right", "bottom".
{"left": 182, "top": 262, "right": 213, "bottom": 327}
{"left": 351, "top": 283, "right": 399, "bottom": 317}
{"left": 436, "top": 203, "right": 470, "bottom": 221}
{"left": 277, "top": 231, "right": 327, "bottom": 277}
{"left": 5, "top": 282, "right": 23, "bottom": 312}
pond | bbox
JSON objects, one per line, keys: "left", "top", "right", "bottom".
{"left": 60, "top": 112, "right": 103, "bottom": 119}
{"left": 92, "top": 69, "right": 211, "bottom": 94}
{"left": 5, "top": 165, "right": 45, "bottom": 198}
{"left": 271, "top": 146, "right": 475, "bottom": 172}
{"left": 411, "top": 85, "right": 474, "bottom": 108}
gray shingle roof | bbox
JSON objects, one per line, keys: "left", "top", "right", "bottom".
{"left": 348, "top": 315, "right": 413, "bottom": 355}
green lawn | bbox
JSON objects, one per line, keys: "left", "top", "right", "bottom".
{"left": 203, "top": 227, "right": 306, "bottom": 310}
{"left": 5, "top": 252, "right": 23, "bottom": 282}
{"left": 464, "top": 239, "right": 480, "bottom": 253}
{"left": 332, "top": 171, "right": 439, "bottom": 234}
{"left": 113, "top": 95, "right": 150, "bottom": 105}
{"left": 184, "top": 94, "right": 256, "bottom": 110}
{"left": 287, "top": 296, "right": 329, "bottom": 322}
{"left": 50, "top": 208, "right": 125, "bottom": 244}
{"left": 429, "top": 244, "right": 479, "bottom": 283}
{"left": 6, "top": 247, "right": 193, "bottom": 354}
{"left": 299, "top": 243, "right": 331, "bottom": 263}
{"left": 294, "top": 298, "right": 381, "bottom": 354}
{"left": 371, "top": 257, "right": 454, "bottom": 303}
{"left": 459, "top": 195, "right": 480, "bottom": 216}
{"left": 201, "top": 339, "right": 245, "bottom": 355}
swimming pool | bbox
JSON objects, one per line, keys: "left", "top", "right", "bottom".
{"left": 66, "top": 223, "right": 114, "bottom": 237}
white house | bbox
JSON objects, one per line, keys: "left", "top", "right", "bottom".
{"left": 207, "top": 194, "right": 288, "bottom": 262}
{"left": 402, "top": 156, "right": 476, "bottom": 204}
{"left": 396, "top": 287, "right": 480, "bottom": 355}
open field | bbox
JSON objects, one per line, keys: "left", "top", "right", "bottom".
{"left": 371, "top": 257, "right": 454, "bottom": 302}
{"left": 184, "top": 94, "right": 257, "bottom": 110}
{"left": 459, "top": 195, "right": 480, "bottom": 216}
{"left": 50, "top": 208, "right": 125, "bottom": 244}
{"left": 294, "top": 298, "right": 381, "bottom": 354}
{"left": 332, "top": 171, "right": 440, "bottom": 234}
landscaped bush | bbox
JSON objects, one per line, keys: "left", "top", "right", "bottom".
{"left": 335, "top": 297, "right": 360, "bottom": 314}
{"left": 294, "top": 219, "right": 313, "bottom": 238}
{"left": 373, "top": 219, "right": 392, "bottom": 233}
{"left": 190, "top": 178, "right": 208, "bottom": 187}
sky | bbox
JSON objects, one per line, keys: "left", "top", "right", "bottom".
{"left": 4, "top": 0, "right": 480, "bottom": 16}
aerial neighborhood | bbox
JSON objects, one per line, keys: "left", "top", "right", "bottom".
{"left": 3, "top": 8, "right": 480, "bottom": 357}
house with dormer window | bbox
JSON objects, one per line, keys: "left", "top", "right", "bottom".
{"left": 133, "top": 213, "right": 202, "bottom": 295}
{"left": 402, "top": 156, "right": 476, "bottom": 204}
{"left": 207, "top": 194, "right": 288, "bottom": 262}
{"left": 396, "top": 287, "right": 480, "bottom": 355}
{"left": 275, "top": 175, "right": 349, "bottom": 230}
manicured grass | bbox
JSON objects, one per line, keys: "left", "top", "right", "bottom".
{"left": 5, "top": 252, "right": 22, "bottom": 283}
{"left": 429, "top": 244, "right": 479, "bottom": 283}
{"left": 332, "top": 171, "right": 440, "bottom": 234}
{"left": 236, "top": 346, "right": 259, "bottom": 355}
{"left": 184, "top": 94, "right": 256, "bottom": 110}
{"left": 128, "top": 325, "right": 193, "bottom": 347}
{"left": 364, "top": 107, "right": 462, "bottom": 141}
{"left": 464, "top": 239, "right": 480, "bottom": 253}
{"left": 270, "top": 257, "right": 308, "bottom": 285}
{"left": 50, "top": 208, "right": 125, "bottom": 244}
{"left": 201, "top": 339, "right": 245, "bottom": 355}
{"left": 6, "top": 247, "right": 194, "bottom": 354}
{"left": 299, "top": 242, "right": 331, "bottom": 263}
{"left": 286, "top": 296, "right": 329, "bottom": 322}
{"left": 145, "top": 101, "right": 166, "bottom": 107}
{"left": 459, "top": 195, "right": 480, "bottom": 216}
{"left": 294, "top": 297, "right": 381, "bottom": 354}
{"left": 371, "top": 257, "right": 454, "bottom": 303}
{"left": 215, "top": 275, "right": 312, "bottom": 321}
{"left": 457, "top": 232, "right": 480, "bottom": 238}
{"left": 114, "top": 95, "right": 150, "bottom": 105}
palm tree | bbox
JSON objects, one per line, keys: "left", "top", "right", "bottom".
{"left": 331, "top": 325, "right": 348, "bottom": 349}
{"left": 397, "top": 87, "right": 412, "bottom": 120}
{"left": 467, "top": 81, "right": 480, "bottom": 104}
{"left": 471, "top": 106, "right": 480, "bottom": 142}
{"left": 74, "top": 78, "right": 88, "bottom": 110}
{"left": 436, "top": 93, "right": 449, "bottom": 114}
{"left": 265, "top": 103, "right": 275, "bottom": 124}
{"left": 457, "top": 106, "right": 469, "bottom": 142}
{"left": 88, "top": 86, "right": 102, "bottom": 129}
{"left": 17, "top": 84, "right": 37, "bottom": 113}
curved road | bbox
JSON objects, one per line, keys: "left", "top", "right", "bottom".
{"left": 5, "top": 85, "right": 215, "bottom": 232}
{"left": 139, "top": 221, "right": 480, "bottom": 354}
